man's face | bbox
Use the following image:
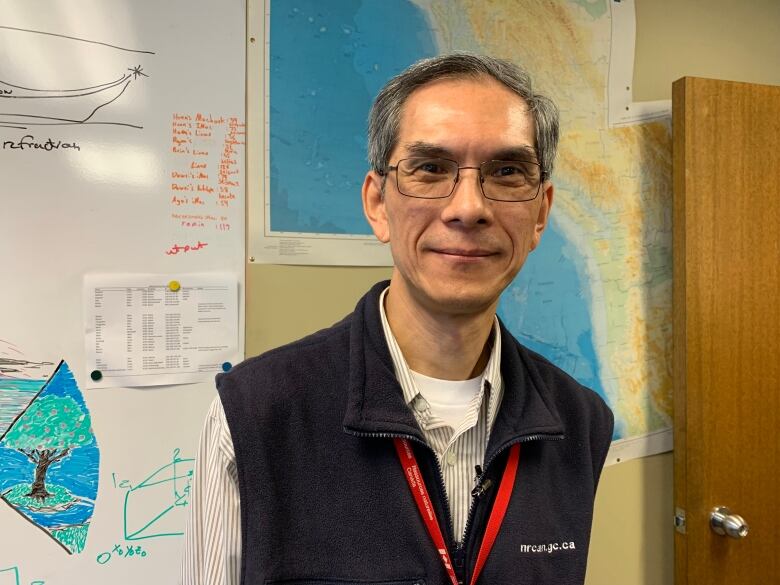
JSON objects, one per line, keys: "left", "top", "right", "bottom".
{"left": 362, "top": 77, "right": 553, "bottom": 317}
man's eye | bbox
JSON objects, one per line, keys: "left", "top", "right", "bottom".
{"left": 494, "top": 164, "right": 524, "bottom": 177}
{"left": 485, "top": 161, "right": 540, "bottom": 184}
{"left": 416, "top": 161, "right": 448, "bottom": 174}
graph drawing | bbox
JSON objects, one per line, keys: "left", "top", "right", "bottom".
{"left": 123, "top": 448, "right": 194, "bottom": 541}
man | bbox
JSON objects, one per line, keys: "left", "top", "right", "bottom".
{"left": 182, "top": 53, "right": 613, "bottom": 585}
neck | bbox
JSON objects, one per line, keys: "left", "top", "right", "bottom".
{"left": 384, "top": 279, "right": 497, "bottom": 381}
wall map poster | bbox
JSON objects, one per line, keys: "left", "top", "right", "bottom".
{"left": 251, "top": 0, "right": 672, "bottom": 463}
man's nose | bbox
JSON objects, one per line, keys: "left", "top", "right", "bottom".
{"left": 441, "top": 167, "right": 491, "bottom": 225}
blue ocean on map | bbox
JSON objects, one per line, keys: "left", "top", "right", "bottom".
{"left": 498, "top": 219, "right": 619, "bottom": 440}
{"left": 270, "top": 0, "right": 436, "bottom": 234}
{"left": 269, "top": 1, "right": 619, "bottom": 439}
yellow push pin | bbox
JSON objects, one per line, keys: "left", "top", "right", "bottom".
{"left": 168, "top": 280, "right": 181, "bottom": 292}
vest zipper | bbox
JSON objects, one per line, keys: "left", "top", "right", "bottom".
{"left": 460, "top": 432, "right": 565, "bottom": 583}
{"left": 345, "top": 429, "right": 564, "bottom": 584}
{"left": 342, "top": 429, "right": 459, "bottom": 552}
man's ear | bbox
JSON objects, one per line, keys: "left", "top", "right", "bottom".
{"left": 530, "top": 181, "right": 554, "bottom": 251}
{"left": 362, "top": 170, "right": 390, "bottom": 243}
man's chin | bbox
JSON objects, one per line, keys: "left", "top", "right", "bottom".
{"left": 419, "top": 284, "right": 502, "bottom": 317}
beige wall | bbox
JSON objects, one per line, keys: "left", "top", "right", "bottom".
{"left": 633, "top": 0, "right": 780, "bottom": 102}
{"left": 246, "top": 265, "right": 392, "bottom": 354}
{"left": 246, "top": 2, "right": 780, "bottom": 583}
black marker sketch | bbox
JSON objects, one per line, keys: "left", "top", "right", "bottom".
{"left": 0, "top": 26, "right": 155, "bottom": 130}
{"left": 0, "top": 339, "right": 55, "bottom": 378}
{"left": 128, "top": 65, "right": 149, "bottom": 80}
{"left": 0, "top": 25, "right": 155, "bottom": 54}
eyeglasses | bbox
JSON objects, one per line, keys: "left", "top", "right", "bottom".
{"left": 379, "top": 157, "right": 545, "bottom": 202}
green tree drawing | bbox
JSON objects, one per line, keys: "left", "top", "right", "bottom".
{"left": 4, "top": 395, "right": 93, "bottom": 501}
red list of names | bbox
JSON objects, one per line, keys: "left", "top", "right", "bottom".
{"left": 166, "top": 113, "right": 245, "bottom": 256}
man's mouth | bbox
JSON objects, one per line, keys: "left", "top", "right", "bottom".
{"left": 432, "top": 247, "right": 496, "bottom": 259}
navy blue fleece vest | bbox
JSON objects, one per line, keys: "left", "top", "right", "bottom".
{"left": 217, "top": 281, "right": 613, "bottom": 585}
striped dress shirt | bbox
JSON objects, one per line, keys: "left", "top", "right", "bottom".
{"left": 180, "top": 289, "right": 504, "bottom": 584}
{"left": 378, "top": 288, "right": 504, "bottom": 541}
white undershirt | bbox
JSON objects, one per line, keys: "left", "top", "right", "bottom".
{"left": 410, "top": 369, "right": 484, "bottom": 431}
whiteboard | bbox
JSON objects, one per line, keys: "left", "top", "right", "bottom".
{"left": 0, "top": 0, "right": 245, "bottom": 583}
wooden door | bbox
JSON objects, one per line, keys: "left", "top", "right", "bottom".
{"left": 673, "top": 77, "right": 780, "bottom": 585}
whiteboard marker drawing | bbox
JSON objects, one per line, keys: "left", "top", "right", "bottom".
{"left": 0, "top": 359, "right": 100, "bottom": 554}
{"left": 121, "top": 448, "right": 194, "bottom": 542}
{"left": 0, "top": 25, "right": 154, "bottom": 130}
{"left": 0, "top": 565, "right": 43, "bottom": 585}
{"left": 95, "top": 543, "right": 148, "bottom": 565}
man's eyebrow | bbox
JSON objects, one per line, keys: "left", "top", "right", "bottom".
{"left": 400, "top": 142, "right": 539, "bottom": 162}
{"left": 401, "top": 142, "right": 454, "bottom": 159}
{"left": 491, "top": 145, "right": 539, "bottom": 162}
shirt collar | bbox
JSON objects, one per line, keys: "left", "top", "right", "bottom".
{"left": 342, "top": 281, "right": 565, "bottom": 456}
{"left": 378, "top": 287, "right": 503, "bottom": 433}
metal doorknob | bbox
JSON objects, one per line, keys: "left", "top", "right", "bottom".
{"left": 710, "top": 507, "right": 749, "bottom": 539}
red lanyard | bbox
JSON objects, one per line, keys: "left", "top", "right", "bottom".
{"left": 394, "top": 438, "right": 520, "bottom": 585}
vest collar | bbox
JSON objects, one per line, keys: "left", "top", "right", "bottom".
{"left": 342, "top": 281, "right": 566, "bottom": 458}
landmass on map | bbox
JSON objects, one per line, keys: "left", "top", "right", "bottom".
{"left": 266, "top": 0, "right": 673, "bottom": 446}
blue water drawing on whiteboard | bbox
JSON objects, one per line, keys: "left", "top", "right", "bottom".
{"left": 0, "top": 359, "right": 100, "bottom": 554}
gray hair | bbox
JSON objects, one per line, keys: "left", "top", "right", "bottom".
{"left": 367, "top": 53, "right": 559, "bottom": 179}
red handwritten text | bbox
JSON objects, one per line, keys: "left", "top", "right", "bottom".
{"left": 165, "top": 241, "right": 208, "bottom": 256}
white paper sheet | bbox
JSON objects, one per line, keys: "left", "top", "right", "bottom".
{"left": 84, "top": 273, "right": 239, "bottom": 388}
{"left": 608, "top": 0, "right": 671, "bottom": 126}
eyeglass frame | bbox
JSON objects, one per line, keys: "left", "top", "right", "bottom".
{"left": 378, "top": 157, "right": 549, "bottom": 202}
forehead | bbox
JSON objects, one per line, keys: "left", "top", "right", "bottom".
{"left": 396, "top": 76, "right": 536, "bottom": 158}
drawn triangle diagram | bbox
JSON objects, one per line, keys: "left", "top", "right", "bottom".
{"left": 123, "top": 448, "right": 194, "bottom": 541}
{"left": 0, "top": 360, "right": 100, "bottom": 554}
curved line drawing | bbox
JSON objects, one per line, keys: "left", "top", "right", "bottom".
{"left": 0, "top": 79, "right": 133, "bottom": 128}
{"left": 81, "top": 79, "right": 132, "bottom": 122}
{"left": 0, "top": 74, "right": 130, "bottom": 94}
{"left": 1, "top": 121, "right": 142, "bottom": 129}
{"left": 0, "top": 25, "right": 155, "bottom": 54}
{"left": 0, "top": 25, "right": 154, "bottom": 130}
{"left": 0, "top": 75, "right": 131, "bottom": 99}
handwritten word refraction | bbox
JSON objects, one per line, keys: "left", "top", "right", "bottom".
{"left": 2, "top": 134, "right": 81, "bottom": 151}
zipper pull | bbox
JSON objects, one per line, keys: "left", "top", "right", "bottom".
{"left": 471, "top": 477, "right": 494, "bottom": 498}
{"left": 471, "top": 465, "right": 483, "bottom": 493}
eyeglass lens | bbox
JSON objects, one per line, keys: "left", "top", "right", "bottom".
{"left": 396, "top": 157, "right": 541, "bottom": 201}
